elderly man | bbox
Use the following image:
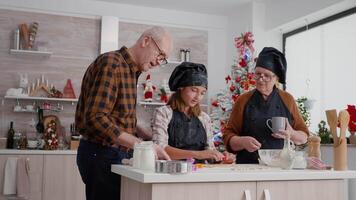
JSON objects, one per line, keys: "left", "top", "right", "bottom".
{"left": 75, "top": 26, "right": 172, "bottom": 200}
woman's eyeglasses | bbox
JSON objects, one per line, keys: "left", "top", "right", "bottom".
{"left": 253, "top": 73, "right": 276, "bottom": 82}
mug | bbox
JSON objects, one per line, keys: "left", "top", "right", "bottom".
{"left": 266, "top": 117, "right": 287, "bottom": 133}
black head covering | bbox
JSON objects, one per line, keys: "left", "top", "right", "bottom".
{"left": 169, "top": 62, "right": 208, "bottom": 91}
{"left": 255, "top": 47, "right": 287, "bottom": 84}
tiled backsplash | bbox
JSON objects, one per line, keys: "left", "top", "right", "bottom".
{"left": 0, "top": 9, "right": 208, "bottom": 138}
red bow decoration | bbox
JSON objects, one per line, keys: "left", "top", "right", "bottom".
{"left": 234, "top": 32, "right": 255, "bottom": 55}
{"left": 225, "top": 75, "right": 231, "bottom": 84}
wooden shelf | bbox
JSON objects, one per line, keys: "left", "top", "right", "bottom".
{"left": 139, "top": 101, "right": 166, "bottom": 106}
{"left": 167, "top": 60, "right": 182, "bottom": 64}
{"left": 5, "top": 95, "right": 78, "bottom": 103}
{"left": 9, "top": 49, "right": 52, "bottom": 58}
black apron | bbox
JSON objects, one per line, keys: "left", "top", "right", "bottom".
{"left": 236, "top": 88, "right": 293, "bottom": 164}
{"left": 167, "top": 110, "right": 207, "bottom": 151}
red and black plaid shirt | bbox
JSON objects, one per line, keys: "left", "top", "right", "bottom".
{"left": 75, "top": 46, "right": 141, "bottom": 146}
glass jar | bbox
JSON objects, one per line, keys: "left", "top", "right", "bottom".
{"left": 133, "top": 141, "right": 155, "bottom": 171}
{"left": 13, "top": 132, "right": 22, "bottom": 149}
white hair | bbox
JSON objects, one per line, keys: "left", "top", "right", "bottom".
{"left": 138, "top": 26, "right": 171, "bottom": 44}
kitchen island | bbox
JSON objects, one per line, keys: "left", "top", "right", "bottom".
{"left": 112, "top": 164, "right": 356, "bottom": 200}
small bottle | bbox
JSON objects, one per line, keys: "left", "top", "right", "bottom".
{"left": 185, "top": 49, "right": 191, "bottom": 62}
{"left": 13, "top": 28, "right": 20, "bottom": 50}
{"left": 6, "top": 121, "right": 15, "bottom": 149}
{"left": 308, "top": 135, "right": 321, "bottom": 159}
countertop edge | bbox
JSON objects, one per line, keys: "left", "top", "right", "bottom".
{"left": 112, "top": 164, "right": 356, "bottom": 183}
{"left": 0, "top": 149, "right": 77, "bottom": 155}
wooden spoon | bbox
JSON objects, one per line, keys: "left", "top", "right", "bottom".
{"left": 325, "top": 109, "right": 339, "bottom": 145}
{"left": 338, "top": 110, "right": 350, "bottom": 140}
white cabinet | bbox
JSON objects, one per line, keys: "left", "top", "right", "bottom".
{"left": 121, "top": 177, "right": 347, "bottom": 200}
{"left": 42, "top": 154, "right": 85, "bottom": 200}
{"left": 0, "top": 154, "right": 43, "bottom": 200}
{"left": 257, "top": 180, "right": 345, "bottom": 200}
{"left": 121, "top": 177, "right": 256, "bottom": 200}
{"left": 0, "top": 153, "right": 84, "bottom": 200}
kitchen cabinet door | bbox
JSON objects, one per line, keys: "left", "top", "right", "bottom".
{"left": 42, "top": 154, "right": 85, "bottom": 200}
{"left": 257, "top": 180, "right": 346, "bottom": 200}
{"left": 151, "top": 181, "right": 256, "bottom": 200}
{"left": 0, "top": 154, "right": 43, "bottom": 200}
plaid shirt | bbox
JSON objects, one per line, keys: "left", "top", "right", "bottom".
{"left": 75, "top": 46, "right": 141, "bottom": 146}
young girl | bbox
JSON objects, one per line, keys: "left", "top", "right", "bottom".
{"left": 152, "top": 62, "right": 233, "bottom": 163}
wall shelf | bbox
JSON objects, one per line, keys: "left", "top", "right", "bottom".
{"left": 166, "top": 60, "right": 182, "bottom": 64}
{"left": 5, "top": 95, "right": 78, "bottom": 103}
{"left": 138, "top": 101, "right": 166, "bottom": 106}
{"left": 9, "top": 49, "right": 52, "bottom": 58}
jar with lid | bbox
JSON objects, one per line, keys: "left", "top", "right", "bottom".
{"left": 13, "top": 132, "right": 22, "bottom": 149}
{"left": 133, "top": 141, "right": 155, "bottom": 171}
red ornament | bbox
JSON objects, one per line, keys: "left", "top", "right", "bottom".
{"left": 229, "top": 85, "right": 236, "bottom": 92}
{"left": 211, "top": 100, "right": 220, "bottom": 107}
{"left": 232, "top": 94, "right": 239, "bottom": 102}
{"left": 239, "top": 58, "right": 247, "bottom": 67}
{"left": 235, "top": 76, "right": 241, "bottom": 83}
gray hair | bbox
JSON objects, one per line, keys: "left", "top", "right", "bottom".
{"left": 138, "top": 26, "right": 171, "bottom": 44}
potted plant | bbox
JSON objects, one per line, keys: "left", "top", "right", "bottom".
{"left": 317, "top": 120, "right": 331, "bottom": 144}
{"left": 296, "top": 96, "right": 311, "bottom": 127}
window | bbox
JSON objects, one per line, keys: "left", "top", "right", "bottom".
{"left": 283, "top": 8, "right": 356, "bottom": 133}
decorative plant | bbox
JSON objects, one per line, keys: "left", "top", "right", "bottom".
{"left": 346, "top": 105, "right": 356, "bottom": 133}
{"left": 296, "top": 96, "right": 311, "bottom": 127}
{"left": 317, "top": 120, "right": 331, "bottom": 144}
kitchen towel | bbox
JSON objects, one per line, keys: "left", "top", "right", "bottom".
{"left": 16, "top": 157, "right": 30, "bottom": 199}
{"left": 3, "top": 157, "right": 18, "bottom": 195}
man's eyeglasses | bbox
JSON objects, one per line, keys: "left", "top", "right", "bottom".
{"left": 253, "top": 73, "right": 276, "bottom": 82}
{"left": 150, "top": 37, "right": 168, "bottom": 65}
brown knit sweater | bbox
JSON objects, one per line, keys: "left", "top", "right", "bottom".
{"left": 223, "top": 89, "right": 309, "bottom": 153}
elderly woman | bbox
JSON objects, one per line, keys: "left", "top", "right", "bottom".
{"left": 152, "top": 62, "right": 232, "bottom": 163}
{"left": 223, "top": 47, "right": 309, "bottom": 164}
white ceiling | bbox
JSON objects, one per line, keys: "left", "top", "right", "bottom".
{"left": 95, "top": 0, "right": 252, "bottom": 15}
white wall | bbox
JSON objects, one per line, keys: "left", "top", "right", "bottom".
{"left": 0, "top": 0, "right": 229, "bottom": 99}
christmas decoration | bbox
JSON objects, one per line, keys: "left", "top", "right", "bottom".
{"left": 143, "top": 74, "right": 156, "bottom": 102}
{"left": 210, "top": 32, "right": 257, "bottom": 151}
{"left": 296, "top": 96, "right": 311, "bottom": 127}
{"left": 63, "top": 79, "right": 76, "bottom": 98}
{"left": 43, "top": 115, "right": 60, "bottom": 150}
{"left": 158, "top": 79, "right": 170, "bottom": 103}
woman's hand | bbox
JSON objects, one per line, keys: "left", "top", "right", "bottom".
{"left": 271, "top": 120, "right": 308, "bottom": 145}
{"left": 271, "top": 120, "right": 293, "bottom": 140}
{"left": 230, "top": 136, "right": 261, "bottom": 152}
{"left": 194, "top": 149, "right": 225, "bottom": 161}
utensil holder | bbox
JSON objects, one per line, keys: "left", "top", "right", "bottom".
{"left": 333, "top": 138, "right": 347, "bottom": 170}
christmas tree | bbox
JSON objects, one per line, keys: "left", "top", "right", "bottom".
{"left": 210, "top": 32, "right": 257, "bottom": 151}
